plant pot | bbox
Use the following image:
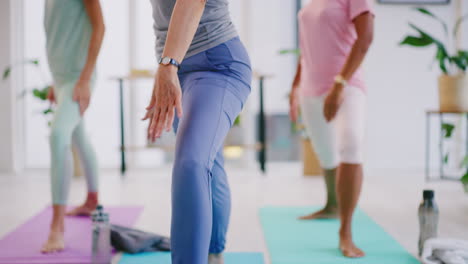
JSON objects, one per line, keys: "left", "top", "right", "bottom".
{"left": 302, "top": 139, "right": 321, "bottom": 176}
{"left": 438, "top": 74, "right": 468, "bottom": 112}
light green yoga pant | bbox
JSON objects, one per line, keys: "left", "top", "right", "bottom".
{"left": 49, "top": 79, "right": 98, "bottom": 205}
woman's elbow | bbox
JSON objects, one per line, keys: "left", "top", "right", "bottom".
{"left": 93, "top": 22, "right": 105, "bottom": 37}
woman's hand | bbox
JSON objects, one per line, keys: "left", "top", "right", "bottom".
{"left": 47, "top": 85, "right": 56, "bottom": 104}
{"left": 289, "top": 84, "right": 300, "bottom": 123}
{"left": 143, "top": 66, "right": 183, "bottom": 142}
{"left": 323, "top": 84, "right": 344, "bottom": 122}
{"left": 73, "top": 79, "right": 91, "bottom": 116}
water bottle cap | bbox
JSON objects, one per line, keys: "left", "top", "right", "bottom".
{"left": 91, "top": 205, "right": 109, "bottom": 222}
{"left": 423, "top": 190, "right": 434, "bottom": 199}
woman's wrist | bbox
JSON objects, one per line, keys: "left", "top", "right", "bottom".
{"left": 332, "top": 83, "right": 345, "bottom": 93}
{"left": 158, "top": 64, "right": 178, "bottom": 75}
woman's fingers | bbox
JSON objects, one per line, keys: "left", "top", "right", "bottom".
{"left": 166, "top": 106, "right": 174, "bottom": 132}
{"left": 155, "top": 106, "right": 168, "bottom": 138}
{"left": 149, "top": 108, "right": 160, "bottom": 142}
{"left": 175, "top": 94, "right": 183, "bottom": 118}
{"left": 146, "top": 95, "right": 156, "bottom": 110}
{"left": 147, "top": 111, "right": 154, "bottom": 140}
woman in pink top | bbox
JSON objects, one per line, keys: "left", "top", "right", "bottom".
{"left": 289, "top": 0, "right": 374, "bottom": 258}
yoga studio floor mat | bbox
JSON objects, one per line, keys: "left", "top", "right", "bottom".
{"left": 0, "top": 206, "right": 143, "bottom": 264}
{"left": 118, "top": 252, "right": 264, "bottom": 264}
{"left": 260, "top": 207, "right": 420, "bottom": 264}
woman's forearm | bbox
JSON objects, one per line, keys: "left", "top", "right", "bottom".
{"left": 339, "top": 13, "right": 374, "bottom": 81}
{"left": 292, "top": 57, "right": 302, "bottom": 90}
{"left": 162, "top": 0, "right": 206, "bottom": 63}
{"left": 80, "top": 0, "right": 105, "bottom": 82}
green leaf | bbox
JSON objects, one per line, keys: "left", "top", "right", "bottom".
{"left": 32, "top": 87, "right": 49, "bottom": 101}
{"left": 29, "top": 59, "right": 39, "bottom": 65}
{"left": 442, "top": 122, "right": 455, "bottom": 138}
{"left": 444, "top": 153, "right": 449, "bottom": 164}
{"left": 453, "top": 14, "right": 468, "bottom": 39}
{"left": 461, "top": 155, "right": 468, "bottom": 168}
{"left": 461, "top": 171, "right": 468, "bottom": 193}
{"left": 450, "top": 56, "right": 467, "bottom": 71}
{"left": 2, "top": 68, "right": 11, "bottom": 80}
{"left": 400, "top": 35, "right": 433, "bottom": 47}
{"left": 436, "top": 44, "right": 449, "bottom": 74}
{"left": 43, "top": 108, "right": 54, "bottom": 115}
{"left": 458, "top": 50, "right": 468, "bottom": 66}
{"left": 279, "top": 49, "right": 300, "bottom": 56}
{"left": 414, "top": 7, "right": 448, "bottom": 36}
{"left": 233, "top": 115, "right": 241, "bottom": 126}
{"left": 407, "top": 23, "right": 449, "bottom": 75}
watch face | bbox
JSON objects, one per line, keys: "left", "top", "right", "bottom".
{"left": 161, "top": 57, "right": 171, "bottom": 65}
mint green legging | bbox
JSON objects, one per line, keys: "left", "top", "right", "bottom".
{"left": 49, "top": 79, "right": 98, "bottom": 205}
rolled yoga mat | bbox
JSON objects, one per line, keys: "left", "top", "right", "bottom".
{"left": 0, "top": 206, "right": 143, "bottom": 264}
{"left": 260, "top": 206, "right": 420, "bottom": 264}
{"left": 118, "top": 252, "right": 265, "bottom": 264}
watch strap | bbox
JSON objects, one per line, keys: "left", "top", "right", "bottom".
{"left": 158, "top": 57, "right": 180, "bottom": 69}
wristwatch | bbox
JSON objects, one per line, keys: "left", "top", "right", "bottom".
{"left": 158, "top": 56, "right": 180, "bottom": 69}
{"left": 334, "top": 75, "right": 348, "bottom": 86}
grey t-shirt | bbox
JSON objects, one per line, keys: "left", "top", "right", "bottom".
{"left": 150, "top": 0, "right": 238, "bottom": 59}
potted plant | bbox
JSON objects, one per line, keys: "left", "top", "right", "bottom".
{"left": 400, "top": 8, "right": 468, "bottom": 191}
{"left": 3, "top": 59, "right": 83, "bottom": 176}
{"left": 400, "top": 7, "right": 468, "bottom": 111}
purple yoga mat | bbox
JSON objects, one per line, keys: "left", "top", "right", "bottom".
{"left": 0, "top": 206, "right": 143, "bottom": 264}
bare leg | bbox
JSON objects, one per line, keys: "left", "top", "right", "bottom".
{"left": 41, "top": 205, "right": 66, "bottom": 253}
{"left": 66, "top": 192, "right": 98, "bottom": 216}
{"left": 299, "top": 168, "right": 339, "bottom": 220}
{"left": 336, "top": 163, "right": 364, "bottom": 258}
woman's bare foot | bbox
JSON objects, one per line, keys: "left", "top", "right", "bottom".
{"left": 41, "top": 229, "right": 65, "bottom": 253}
{"left": 339, "top": 235, "right": 365, "bottom": 258}
{"left": 298, "top": 206, "right": 338, "bottom": 220}
{"left": 66, "top": 192, "right": 98, "bottom": 216}
{"left": 208, "top": 253, "right": 224, "bottom": 264}
{"left": 66, "top": 204, "right": 96, "bottom": 216}
{"left": 42, "top": 205, "right": 66, "bottom": 253}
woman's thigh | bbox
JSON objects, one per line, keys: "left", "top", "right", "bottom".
{"left": 300, "top": 96, "right": 339, "bottom": 169}
{"left": 334, "top": 86, "right": 367, "bottom": 164}
{"left": 174, "top": 75, "right": 243, "bottom": 169}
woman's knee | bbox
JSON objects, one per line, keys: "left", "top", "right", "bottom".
{"left": 339, "top": 140, "right": 364, "bottom": 164}
{"left": 49, "top": 125, "right": 72, "bottom": 149}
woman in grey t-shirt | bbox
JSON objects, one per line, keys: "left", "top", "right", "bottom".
{"left": 143, "top": 1, "right": 251, "bottom": 263}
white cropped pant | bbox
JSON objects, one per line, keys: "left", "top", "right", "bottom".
{"left": 300, "top": 86, "right": 366, "bottom": 169}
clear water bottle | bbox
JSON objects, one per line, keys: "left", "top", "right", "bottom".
{"left": 91, "top": 205, "right": 112, "bottom": 264}
{"left": 418, "top": 190, "right": 439, "bottom": 256}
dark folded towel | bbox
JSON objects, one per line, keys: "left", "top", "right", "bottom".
{"left": 111, "top": 224, "right": 171, "bottom": 254}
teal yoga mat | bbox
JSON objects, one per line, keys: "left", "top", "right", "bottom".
{"left": 260, "top": 207, "right": 420, "bottom": 264}
{"left": 118, "top": 252, "right": 264, "bottom": 264}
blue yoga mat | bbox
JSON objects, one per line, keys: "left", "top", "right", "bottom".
{"left": 260, "top": 207, "right": 420, "bottom": 264}
{"left": 118, "top": 252, "right": 264, "bottom": 264}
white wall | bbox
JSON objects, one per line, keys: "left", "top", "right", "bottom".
{"left": 0, "top": 0, "right": 15, "bottom": 173}
{"left": 21, "top": 0, "right": 467, "bottom": 171}
{"left": 0, "top": 0, "right": 24, "bottom": 173}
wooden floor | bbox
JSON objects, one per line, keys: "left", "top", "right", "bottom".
{"left": 1, "top": 163, "right": 467, "bottom": 263}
